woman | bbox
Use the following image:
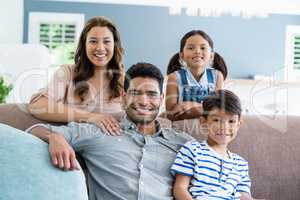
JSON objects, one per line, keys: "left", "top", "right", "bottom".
{"left": 29, "top": 16, "right": 125, "bottom": 135}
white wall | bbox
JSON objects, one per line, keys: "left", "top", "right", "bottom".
{"left": 0, "top": 0, "right": 23, "bottom": 44}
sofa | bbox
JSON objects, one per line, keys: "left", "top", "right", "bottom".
{"left": 0, "top": 103, "right": 299, "bottom": 200}
{"left": 0, "top": 104, "right": 88, "bottom": 200}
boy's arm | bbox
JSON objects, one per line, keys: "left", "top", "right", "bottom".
{"left": 173, "top": 174, "right": 194, "bottom": 200}
{"left": 29, "top": 125, "right": 79, "bottom": 171}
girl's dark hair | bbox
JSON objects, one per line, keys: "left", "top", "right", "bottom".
{"left": 167, "top": 30, "right": 213, "bottom": 75}
{"left": 166, "top": 53, "right": 181, "bottom": 75}
{"left": 166, "top": 30, "right": 227, "bottom": 80}
{"left": 202, "top": 89, "right": 242, "bottom": 119}
{"left": 73, "top": 16, "right": 124, "bottom": 101}
{"left": 212, "top": 52, "right": 228, "bottom": 79}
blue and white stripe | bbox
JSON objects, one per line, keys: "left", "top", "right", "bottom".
{"left": 171, "top": 141, "right": 251, "bottom": 199}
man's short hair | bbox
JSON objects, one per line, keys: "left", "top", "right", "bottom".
{"left": 202, "top": 90, "right": 242, "bottom": 119}
{"left": 124, "top": 62, "right": 164, "bottom": 93}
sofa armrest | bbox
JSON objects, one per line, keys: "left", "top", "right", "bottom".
{"left": 0, "top": 103, "right": 64, "bottom": 131}
{"left": 0, "top": 123, "right": 88, "bottom": 199}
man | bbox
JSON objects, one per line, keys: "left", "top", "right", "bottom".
{"left": 28, "top": 62, "right": 193, "bottom": 200}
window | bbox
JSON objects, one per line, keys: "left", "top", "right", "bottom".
{"left": 293, "top": 35, "right": 300, "bottom": 70}
{"left": 29, "top": 12, "right": 84, "bottom": 66}
{"left": 285, "top": 25, "right": 300, "bottom": 81}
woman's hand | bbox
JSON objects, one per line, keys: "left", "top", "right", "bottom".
{"left": 87, "top": 113, "right": 121, "bottom": 136}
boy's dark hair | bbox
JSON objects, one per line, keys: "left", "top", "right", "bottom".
{"left": 124, "top": 62, "right": 164, "bottom": 93}
{"left": 202, "top": 90, "right": 242, "bottom": 119}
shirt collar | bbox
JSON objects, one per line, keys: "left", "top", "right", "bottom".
{"left": 203, "top": 140, "right": 233, "bottom": 160}
{"left": 120, "top": 115, "right": 165, "bottom": 138}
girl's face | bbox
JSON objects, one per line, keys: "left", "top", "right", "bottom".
{"left": 180, "top": 34, "right": 213, "bottom": 70}
{"left": 85, "top": 26, "right": 114, "bottom": 69}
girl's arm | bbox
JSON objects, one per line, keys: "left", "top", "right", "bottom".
{"left": 171, "top": 69, "right": 224, "bottom": 120}
{"left": 215, "top": 70, "right": 225, "bottom": 90}
{"left": 173, "top": 174, "right": 194, "bottom": 200}
{"left": 165, "top": 73, "right": 203, "bottom": 121}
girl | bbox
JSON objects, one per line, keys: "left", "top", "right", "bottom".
{"left": 165, "top": 30, "right": 227, "bottom": 121}
{"left": 29, "top": 16, "right": 125, "bottom": 135}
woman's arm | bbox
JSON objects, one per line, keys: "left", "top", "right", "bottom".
{"left": 28, "top": 96, "right": 93, "bottom": 122}
{"left": 28, "top": 96, "right": 121, "bottom": 135}
{"left": 28, "top": 65, "right": 121, "bottom": 135}
{"left": 173, "top": 174, "right": 194, "bottom": 200}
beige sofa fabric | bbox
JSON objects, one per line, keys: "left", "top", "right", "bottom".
{"left": 1, "top": 103, "right": 299, "bottom": 199}
{"left": 0, "top": 104, "right": 48, "bottom": 130}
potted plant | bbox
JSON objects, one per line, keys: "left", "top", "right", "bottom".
{"left": 0, "top": 76, "right": 12, "bottom": 104}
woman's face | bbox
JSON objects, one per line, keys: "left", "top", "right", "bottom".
{"left": 180, "top": 34, "right": 212, "bottom": 70}
{"left": 85, "top": 26, "right": 114, "bottom": 69}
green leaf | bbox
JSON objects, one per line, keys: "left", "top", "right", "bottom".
{"left": 0, "top": 76, "right": 13, "bottom": 104}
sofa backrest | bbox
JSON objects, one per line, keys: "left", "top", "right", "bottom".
{"left": 0, "top": 103, "right": 63, "bottom": 130}
{"left": 1, "top": 103, "right": 299, "bottom": 199}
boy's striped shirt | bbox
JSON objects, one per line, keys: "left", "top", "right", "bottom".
{"left": 171, "top": 141, "right": 251, "bottom": 200}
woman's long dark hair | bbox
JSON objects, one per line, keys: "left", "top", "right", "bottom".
{"left": 166, "top": 30, "right": 227, "bottom": 80}
{"left": 73, "top": 16, "right": 124, "bottom": 101}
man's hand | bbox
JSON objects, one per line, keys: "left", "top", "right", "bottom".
{"left": 48, "top": 134, "right": 79, "bottom": 171}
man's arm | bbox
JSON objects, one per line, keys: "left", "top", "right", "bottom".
{"left": 29, "top": 126, "right": 79, "bottom": 171}
{"left": 173, "top": 174, "right": 194, "bottom": 200}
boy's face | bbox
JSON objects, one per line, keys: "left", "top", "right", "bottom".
{"left": 202, "top": 108, "right": 242, "bottom": 147}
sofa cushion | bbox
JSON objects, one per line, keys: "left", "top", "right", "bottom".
{"left": 0, "top": 123, "right": 88, "bottom": 200}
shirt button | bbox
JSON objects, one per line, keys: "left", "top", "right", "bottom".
{"left": 140, "top": 164, "right": 143, "bottom": 169}
{"left": 141, "top": 181, "right": 144, "bottom": 185}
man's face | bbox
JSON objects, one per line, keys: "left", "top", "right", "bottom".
{"left": 123, "top": 77, "right": 163, "bottom": 125}
{"left": 203, "top": 108, "right": 242, "bottom": 147}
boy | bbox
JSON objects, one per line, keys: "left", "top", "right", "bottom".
{"left": 171, "top": 90, "right": 254, "bottom": 200}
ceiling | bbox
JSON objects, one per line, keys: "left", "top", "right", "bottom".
{"left": 50, "top": 0, "right": 300, "bottom": 16}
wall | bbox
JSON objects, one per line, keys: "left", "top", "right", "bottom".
{"left": 23, "top": 0, "right": 300, "bottom": 78}
{"left": 0, "top": 0, "right": 24, "bottom": 44}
